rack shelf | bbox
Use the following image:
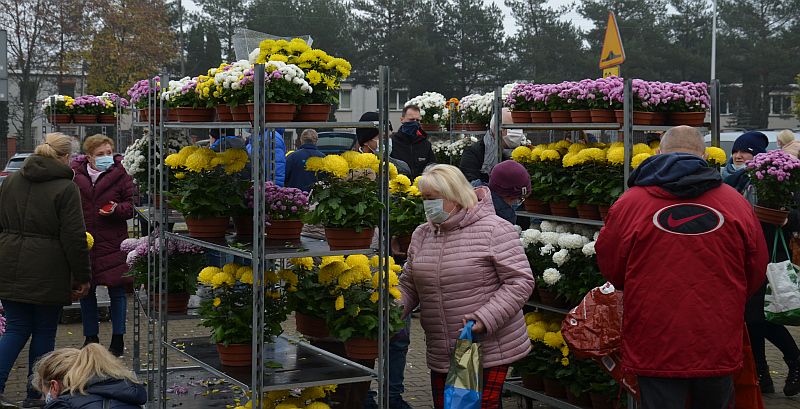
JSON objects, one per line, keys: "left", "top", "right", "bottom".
{"left": 167, "top": 336, "right": 375, "bottom": 391}
{"left": 135, "top": 290, "right": 200, "bottom": 321}
{"left": 633, "top": 125, "right": 708, "bottom": 132}
{"left": 135, "top": 207, "right": 186, "bottom": 224}
{"left": 516, "top": 211, "right": 605, "bottom": 226}
{"left": 501, "top": 122, "right": 621, "bottom": 131}
{"left": 525, "top": 301, "right": 571, "bottom": 315}
{"left": 162, "top": 121, "right": 379, "bottom": 130}
{"left": 47, "top": 123, "right": 118, "bottom": 128}
{"left": 503, "top": 381, "right": 585, "bottom": 409}
{"left": 166, "top": 231, "right": 375, "bottom": 260}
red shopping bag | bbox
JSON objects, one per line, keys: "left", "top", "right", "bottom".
{"left": 734, "top": 327, "right": 764, "bottom": 409}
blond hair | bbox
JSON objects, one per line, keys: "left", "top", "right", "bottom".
{"left": 83, "top": 134, "right": 114, "bottom": 155}
{"left": 32, "top": 344, "right": 139, "bottom": 395}
{"left": 417, "top": 164, "right": 478, "bottom": 209}
{"left": 34, "top": 133, "right": 73, "bottom": 159}
{"left": 777, "top": 129, "right": 796, "bottom": 145}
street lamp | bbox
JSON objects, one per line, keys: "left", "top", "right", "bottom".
{"left": 711, "top": 0, "right": 717, "bottom": 81}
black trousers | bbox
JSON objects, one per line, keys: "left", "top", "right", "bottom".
{"left": 748, "top": 320, "right": 800, "bottom": 369}
{"left": 639, "top": 376, "right": 734, "bottom": 409}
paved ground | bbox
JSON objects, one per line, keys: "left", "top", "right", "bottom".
{"left": 2, "top": 299, "right": 799, "bottom": 408}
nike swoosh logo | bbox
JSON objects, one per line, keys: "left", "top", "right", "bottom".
{"left": 667, "top": 213, "right": 708, "bottom": 228}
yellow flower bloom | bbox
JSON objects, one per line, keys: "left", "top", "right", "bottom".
{"left": 562, "top": 152, "right": 583, "bottom": 167}
{"left": 389, "top": 174, "right": 412, "bottom": 193}
{"left": 606, "top": 147, "right": 625, "bottom": 165}
{"left": 305, "top": 156, "right": 324, "bottom": 172}
{"left": 389, "top": 162, "right": 398, "bottom": 180}
{"left": 511, "top": 146, "right": 532, "bottom": 163}
{"left": 290, "top": 257, "right": 315, "bottom": 270}
{"left": 561, "top": 357, "right": 570, "bottom": 366}
{"left": 239, "top": 270, "right": 254, "bottom": 285}
{"left": 174, "top": 172, "right": 186, "bottom": 179}
{"left": 631, "top": 153, "right": 653, "bottom": 169}
{"left": 543, "top": 332, "right": 563, "bottom": 349}
{"left": 568, "top": 143, "right": 587, "bottom": 154}
{"left": 632, "top": 143, "right": 652, "bottom": 156}
{"left": 236, "top": 266, "right": 252, "bottom": 280}
{"left": 389, "top": 287, "right": 402, "bottom": 299}
{"left": 198, "top": 267, "right": 221, "bottom": 285}
{"left": 306, "top": 70, "right": 322, "bottom": 85}
{"left": 335, "top": 295, "right": 345, "bottom": 311}
{"left": 211, "top": 272, "right": 236, "bottom": 288}
{"left": 213, "top": 297, "right": 221, "bottom": 307}
{"left": 266, "top": 271, "right": 279, "bottom": 285}
{"left": 164, "top": 153, "right": 185, "bottom": 168}
{"left": 305, "top": 402, "right": 331, "bottom": 409}
{"left": 299, "top": 385, "right": 326, "bottom": 401}
{"left": 223, "top": 263, "right": 240, "bottom": 277}
{"left": 540, "top": 149, "right": 561, "bottom": 161}
{"left": 319, "top": 260, "right": 348, "bottom": 285}
{"left": 529, "top": 147, "right": 544, "bottom": 161}
{"left": 406, "top": 186, "right": 421, "bottom": 197}
{"left": 321, "top": 155, "right": 350, "bottom": 178}
{"left": 86, "top": 232, "right": 94, "bottom": 250}
{"left": 527, "top": 324, "right": 546, "bottom": 341}
{"left": 278, "top": 269, "right": 299, "bottom": 287}
{"left": 578, "top": 147, "right": 606, "bottom": 162}
{"left": 705, "top": 147, "right": 727, "bottom": 165}
{"left": 554, "top": 140, "right": 572, "bottom": 150}
{"left": 548, "top": 322, "right": 561, "bottom": 332}
{"left": 561, "top": 345, "right": 570, "bottom": 357}
{"left": 524, "top": 312, "right": 544, "bottom": 325}
{"left": 369, "top": 292, "right": 379, "bottom": 303}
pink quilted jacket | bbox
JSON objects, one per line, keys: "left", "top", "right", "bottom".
{"left": 399, "top": 186, "right": 534, "bottom": 373}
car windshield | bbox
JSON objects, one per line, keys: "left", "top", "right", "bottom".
{"left": 5, "top": 158, "right": 26, "bottom": 171}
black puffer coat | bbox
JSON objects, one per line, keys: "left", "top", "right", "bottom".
{"left": 44, "top": 379, "right": 147, "bottom": 409}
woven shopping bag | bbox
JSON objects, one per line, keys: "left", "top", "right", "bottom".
{"left": 764, "top": 229, "right": 800, "bottom": 326}
{"left": 444, "top": 320, "right": 482, "bottom": 409}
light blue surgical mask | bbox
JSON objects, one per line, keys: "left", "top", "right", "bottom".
{"left": 732, "top": 163, "right": 746, "bottom": 171}
{"left": 45, "top": 391, "right": 54, "bottom": 405}
{"left": 423, "top": 199, "right": 450, "bottom": 224}
{"left": 511, "top": 199, "right": 524, "bottom": 211}
{"left": 94, "top": 155, "right": 114, "bottom": 172}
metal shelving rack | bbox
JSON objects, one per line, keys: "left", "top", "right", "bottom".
{"left": 133, "top": 65, "right": 394, "bottom": 409}
{"left": 43, "top": 96, "right": 124, "bottom": 148}
{"left": 493, "top": 79, "right": 721, "bottom": 409}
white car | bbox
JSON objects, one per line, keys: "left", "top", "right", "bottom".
{"left": 704, "top": 130, "right": 787, "bottom": 154}
{"left": 0, "top": 153, "right": 32, "bottom": 186}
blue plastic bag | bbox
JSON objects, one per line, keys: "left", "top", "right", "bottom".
{"left": 444, "top": 321, "right": 482, "bottom": 409}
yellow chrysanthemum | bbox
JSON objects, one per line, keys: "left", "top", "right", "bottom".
{"left": 370, "top": 292, "right": 379, "bottom": 303}
{"left": 524, "top": 312, "right": 544, "bottom": 325}
{"left": 305, "top": 156, "right": 324, "bottom": 172}
{"left": 336, "top": 270, "right": 357, "bottom": 290}
{"left": 548, "top": 322, "right": 561, "bottom": 332}
{"left": 562, "top": 152, "right": 583, "bottom": 167}
{"left": 198, "top": 266, "right": 221, "bottom": 285}
{"left": 561, "top": 345, "right": 570, "bottom": 357}
{"left": 529, "top": 147, "right": 544, "bottom": 161}
{"left": 236, "top": 266, "right": 252, "bottom": 280}
{"left": 632, "top": 143, "right": 652, "bottom": 156}
{"left": 185, "top": 150, "right": 216, "bottom": 173}
{"left": 266, "top": 390, "right": 291, "bottom": 402}
{"left": 290, "top": 257, "right": 315, "bottom": 270}
{"left": 275, "top": 404, "right": 299, "bottom": 409}
{"left": 705, "top": 147, "right": 727, "bottom": 165}
{"left": 305, "top": 402, "right": 331, "bottom": 409}
{"left": 321, "top": 155, "right": 350, "bottom": 178}
{"left": 649, "top": 140, "right": 661, "bottom": 150}
{"left": 239, "top": 270, "right": 254, "bottom": 285}
{"left": 319, "top": 260, "right": 349, "bottom": 285}
{"left": 213, "top": 297, "right": 221, "bottom": 307}
{"left": 610, "top": 141, "right": 624, "bottom": 149}
{"left": 554, "top": 140, "right": 572, "bottom": 150}
{"left": 266, "top": 271, "right": 280, "bottom": 285}
{"left": 340, "top": 150, "right": 360, "bottom": 165}
{"left": 540, "top": 149, "right": 561, "bottom": 161}
{"left": 527, "top": 324, "right": 547, "bottom": 341}
{"left": 543, "top": 331, "right": 563, "bottom": 349}
{"left": 389, "top": 162, "right": 398, "bottom": 180}
{"left": 174, "top": 172, "right": 186, "bottom": 179}
{"left": 335, "top": 295, "right": 345, "bottom": 311}
{"left": 86, "top": 232, "right": 94, "bottom": 250}
{"left": 222, "top": 263, "right": 240, "bottom": 277}
{"left": 511, "top": 146, "right": 532, "bottom": 163}
{"left": 278, "top": 269, "right": 299, "bottom": 287}
{"left": 164, "top": 153, "right": 185, "bottom": 168}
{"left": 369, "top": 255, "right": 396, "bottom": 268}
{"left": 631, "top": 153, "right": 653, "bottom": 169}
{"left": 211, "top": 272, "right": 236, "bottom": 288}
{"left": 606, "top": 147, "right": 625, "bottom": 165}
{"left": 351, "top": 152, "right": 380, "bottom": 171}
{"left": 578, "top": 147, "right": 606, "bottom": 162}
{"left": 561, "top": 357, "right": 570, "bottom": 366}
{"left": 389, "top": 174, "right": 412, "bottom": 193}
{"left": 220, "top": 149, "right": 249, "bottom": 174}
{"left": 299, "top": 386, "right": 327, "bottom": 401}
{"left": 568, "top": 143, "right": 587, "bottom": 154}
{"left": 306, "top": 70, "right": 322, "bottom": 85}
{"left": 389, "top": 287, "right": 402, "bottom": 299}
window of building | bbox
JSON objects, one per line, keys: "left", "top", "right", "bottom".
{"left": 338, "top": 89, "right": 351, "bottom": 111}
{"left": 770, "top": 95, "right": 793, "bottom": 116}
{"left": 390, "top": 90, "right": 408, "bottom": 111}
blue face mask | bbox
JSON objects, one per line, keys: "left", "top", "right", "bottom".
{"left": 94, "top": 155, "right": 114, "bottom": 172}
{"left": 400, "top": 121, "right": 421, "bottom": 136}
{"left": 511, "top": 199, "right": 524, "bottom": 211}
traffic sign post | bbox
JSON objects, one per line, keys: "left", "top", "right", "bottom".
{"left": 599, "top": 12, "right": 625, "bottom": 77}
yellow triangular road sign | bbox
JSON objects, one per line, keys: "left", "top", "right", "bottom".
{"left": 599, "top": 12, "right": 625, "bottom": 69}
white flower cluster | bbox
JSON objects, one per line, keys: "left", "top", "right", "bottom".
{"left": 432, "top": 136, "right": 478, "bottom": 157}
{"left": 460, "top": 93, "right": 494, "bottom": 117}
{"left": 405, "top": 91, "right": 446, "bottom": 119}
{"left": 502, "top": 82, "right": 519, "bottom": 101}
{"left": 265, "top": 60, "right": 313, "bottom": 94}
{"left": 213, "top": 60, "right": 251, "bottom": 91}
{"left": 520, "top": 224, "right": 599, "bottom": 259}
{"left": 161, "top": 76, "right": 193, "bottom": 101}
{"left": 543, "top": 268, "right": 562, "bottom": 285}
{"left": 122, "top": 136, "right": 148, "bottom": 177}
{"left": 41, "top": 94, "right": 71, "bottom": 111}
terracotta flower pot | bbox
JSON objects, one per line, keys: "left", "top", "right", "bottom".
{"left": 590, "top": 392, "right": 615, "bottom": 409}
{"left": 266, "top": 219, "right": 303, "bottom": 241}
{"left": 395, "top": 235, "right": 412, "bottom": 254}
{"left": 233, "top": 215, "right": 253, "bottom": 238}
{"left": 325, "top": 227, "right": 373, "bottom": 250}
{"left": 453, "top": 123, "right": 468, "bottom": 131}
{"left": 598, "top": 205, "right": 611, "bottom": 222}
{"left": 567, "top": 390, "right": 593, "bottom": 407}
{"left": 49, "top": 114, "right": 72, "bottom": 124}
{"left": 576, "top": 204, "right": 602, "bottom": 220}
{"left": 521, "top": 374, "right": 545, "bottom": 391}
{"left": 590, "top": 109, "right": 616, "bottom": 123}
{"left": 230, "top": 104, "right": 250, "bottom": 121}
{"left": 511, "top": 111, "right": 532, "bottom": 123}
{"left": 537, "top": 288, "right": 569, "bottom": 309}
{"left": 420, "top": 123, "right": 441, "bottom": 132}
{"left": 184, "top": 216, "right": 230, "bottom": 239}
{"left": 523, "top": 199, "right": 550, "bottom": 214}
{"left": 549, "top": 201, "right": 578, "bottom": 218}
{"left": 150, "top": 292, "right": 190, "bottom": 315}
{"left": 98, "top": 114, "right": 116, "bottom": 124}
{"left": 669, "top": 111, "right": 706, "bottom": 127}
{"left": 344, "top": 337, "right": 378, "bottom": 361}
{"left": 549, "top": 110, "right": 572, "bottom": 123}
{"left": 633, "top": 111, "right": 654, "bottom": 125}
{"left": 466, "top": 123, "right": 488, "bottom": 131}
{"left": 138, "top": 109, "right": 161, "bottom": 123}
{"left": 216, "top": 343, "right": 252, "bottom": 367}
{"left": 614, "top": 110, "right": 624, "bottom": 124}
{"left": 530, "top": 111, "right": 552, "bottom": 123}
{"left": 754, "top": 205, "right": 790, "bottom": 225}
{"left": 263, "top": 103, "right": 297, "bottom": 122}
{"left": 651, "top": 111, "right": 668, "bottom": 126}
{"left": 216, "top": 105, "right": 233, "bottom": 122}
{"left": 295, "top": 104, "right": 331, "bottom": 122}
{"left": 295, "top": 311, "right": 330, "bottom": 339}
{"left": 569, "top": 109, "right": 592, "bottom": 123}
{"left": 167, "top": 110, "right": 180, "bottom": 122}
{"left": 72, "top": 114, "right": 98, "bottom": 124}
{"left": 175, "top": 107, "right": 215, "bottom": 122}
{"left": 543, "top": 378, "right": 567, "bottom": 398}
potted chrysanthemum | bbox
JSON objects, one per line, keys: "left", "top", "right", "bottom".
{"left": 746, "top": 150, "right": 800, "bottom": 225}
{"left": 283, "top": 257, "right": 337, "bottom": 339}
{"left": 240, "top": 182, "right": 309, "bottom": 240}
{"left": 388, "top": 175, "right": 425, "bottom": 253}
{"left": 161, "top": 76, "right": 214, "bottom": 122}
{"left": 42, "top": 94, "right": 75, "bottom": 124}
{"left": 71, "top": 95, "right": 105, "bottom": 123}
{"left": 97, "top": 92, "right": 129, "bottom": 124}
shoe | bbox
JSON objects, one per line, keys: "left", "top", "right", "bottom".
{"left": 109, "top": 334, "right": 124, "bottom": 357}
{"left": 82, "top": 335, "right": 99, "bottom": 348}
{"left": 758, "top": 366, "right": 775, "bottom": 393}
{"left": 0, "top": 394, "right": 19, "bottom": 408}
{"left": 21, "top": 398, "right": 44, "bottom": 408}
{"left": 785, "top": 357, "right": 800, "bottom": 396}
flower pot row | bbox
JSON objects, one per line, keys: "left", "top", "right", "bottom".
{"left": 523, "top": 200, "right": 609, "bottom": 221}
{"left": 48, "top": 114, "right": 118, "bottom": 125}
{"left": 137, "top": 103, "right": 332, "bottom": 124}
{"left": 510, "top": 109, "right": 706, "bottom": 127}
{"left": 521, "top": 374, "right": 616, "bottom": 409}
{"left": 452, "top": 123, "right": 488, "bottom": 131}
{"left": 295, "top": 312, "right": 379, "bottom": 361}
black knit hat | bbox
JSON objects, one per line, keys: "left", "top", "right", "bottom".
{"left": 732, "top": 131, "right": 769, "bottom": 156}
{"left": 356, "top": 112, "right": 379, "bottom": 146}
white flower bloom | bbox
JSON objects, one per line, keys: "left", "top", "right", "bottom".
{"left": 555, "top": 224, "right": 571, "bottom": 233}
{"left": 540, "top": 232, "right": 560, "bottom": 246}
{"left": 540, "top": 244, "right": 555, "bottom": 256}
{"left": 552, "top": 249, "right": 570, "bottom": 266}
{"left": 248, "top": 47, "right": 261, "bottom": 64}
{"left": 540, "top": 221, "right": 557, "bottom": 232}
{"left": 582, "top": 241, "right": 596, "bottom": 257}
{"left": 593, "top": 231, "right": 600, "bottom": 241}
{"left": 558, "top": 233, "right": 589, "bottom": 249}
{"left": 543, "top": 268, "right": 561, "bottom": 286}
{"left": 521, "top": 229, "right": 541, "bottom": 247}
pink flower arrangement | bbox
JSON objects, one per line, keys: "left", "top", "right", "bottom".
{"left": 71, "top": 95, "right": 105, "bottom": 115}
{"left": 246, "top": 181, "right": 310, "bottom": 221}
{"left": 746, "top": 150, "right": 800, "bottom": 209}
{"left": 127, "top": 76, "right": 161, "bottom": 109}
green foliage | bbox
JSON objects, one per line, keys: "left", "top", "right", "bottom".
{"left": 198, "top": 282, "right": 288, "bottom": 345}
{"left": 304, "top": 177, "right": 383, "bottom": 231}
{"left": 169, "top": 168, "right": 249, "bottom": 218}
{"left": 326, "top": 281, "right": 406, "bottom": 342}
{"left": 513, "top": 343, "right": 554, "bottom": 377}
{"left": 285, "top": 265, "right": 336, "bottom": 319}
{"left": 129, "top": 252, "right": 205, "bottom": 294}
{"left": 568, "top": 163, "right": 624, "bottom": 206}
{"left": 389, "top": 193, "right": 426, "bottom": 237}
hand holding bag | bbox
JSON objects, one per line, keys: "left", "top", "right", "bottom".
{"left": 444, "top": 320, "right": 482, "bottom": 409}
{"left": 764, "top": 229, "right": 800, "bottom": 326}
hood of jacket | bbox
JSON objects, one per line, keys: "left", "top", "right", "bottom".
{"left": 629, "top": 153, "right": 721, "bottom": 199}
{"left": 49, "top": 379, "right": 147, "bottom": 408}
{"left": 438, "top": 186, "right": 495, "bottom": 231}
{"left": 19, "top": 155, "right": 74, "bottom": 183}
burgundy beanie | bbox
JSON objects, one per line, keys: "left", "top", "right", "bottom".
{"left": 489, "top": 160, "right": 531, "bottom": 198}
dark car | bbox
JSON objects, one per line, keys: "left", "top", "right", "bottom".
{"left": 317, "top": 132, "right": 357, "bottom": 155}
{"left": 0, "top": 153, "right": 32, "bottom": 186}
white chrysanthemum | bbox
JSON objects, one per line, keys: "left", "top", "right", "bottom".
{"left": 540, "top": 232, "right": 560, "bottom": 246}
{"left": 543, "top": 268, "right": 561, "bottom": 286}
{"left": 552, "top": 249, "right": 570, "bottom": 266}
{"left": 593, "top": 231, "right": 600, "bottom": 241}
{"left": 521, "top": 229, "right": 541, "bottom": 247}
{"left": 555, "top": 224, "right": 570, "bottom": 233}
{"left": 248, "top": 47, "right": 260, "bottom": 64}
{"left": 558, "top": 233, "right": 589, "bottom": 249}
{"left": 582, "top": 241, "right": 596, "bottom": 257}
{"left": 540, "top": 221, "right": 558, "bottom": 232}
{"left": 540, "top": 244, "right": 555, "bottom": 256}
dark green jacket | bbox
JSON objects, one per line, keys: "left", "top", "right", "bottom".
{"left": 0, "top": 155, "right": 91, "bottom": 305}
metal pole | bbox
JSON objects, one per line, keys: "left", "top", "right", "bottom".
{"left": 250, "top": 63, "right": 266, "bottom": 409}
{"left": 711, "top": 79, "right": 721, "bottom": 148}
{"left": 377, "top": 64, "right": 391, "bottom": 409}
{"left": 494, "top": 87, "right": 502, "bottom": 164}
{"left": 449, "top": 101, "right": 456, "bottom": 164}
{"left": 623, "top": 79, "right": 633, "bottom": 189}
{"left": 157, "top": 73, "right": 169, "bottom": 409}
{"left": 711, "top": 0, "right": 717, "bottom": 81}
{"left": 145, "top": 78, "right": 157, "bottom": 405}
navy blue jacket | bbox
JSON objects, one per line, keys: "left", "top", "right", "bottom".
{"left": 45, "top": 379, "right": 147, "bottom": 409}
{"left": 285, "top": 144, "right": 326, "bottom": 192}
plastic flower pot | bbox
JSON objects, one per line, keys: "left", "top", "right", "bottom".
{"left": 325, "top": 227, "right": 373, "bottom": 250}
{"left": 569, "top": 109, "right": 592, "bottom": 123}
{"left": 521, "top": 374, "right": 545, "bottom": 391}
{"left": 216, "top": 105, "right": 233, "bottom": 122}
{"left": 651, "top": 111, "right": 668, "bottom": 126}
{"left": 295, "top": 104, "right": 331, "bottom": 122}
{"left": 669, "top": 111, "right": 706, "bottom": 127}
{"left": 263, "top": 103, "right": 297, "bottom": 122}
{"left": 149, "top": 292, "right": 190, "bottom": 315}
{"left": 72, "top": 114, "right": 98, "bottom": 124}
{"left": 266, "top": 219, "right": 303, "bottom": 241}
{"left": 98, "top": 114, "right": 116, "bottom": 124}
{"left": 598, "top": 205, "right": 611, "bottom": 222}
{"left": 548, "top": 201, "right": 578, "bottom": 218}
{"left": 420, "top": 123, "right": 441, "bottom": 132}
{"left": 537, "top": 288, "right": 569, "bottom": 309}
{"left": 138, "top": 108, "right": 160, "bottom": 123}
{"left": 753, "top": 205, "right": 790, "bottom": 225}
{"left": 549, "top": 110, "right": 572, "bottom": 123}
{"left": 511, "top": 110, "right": 532, "bottom": 123}
{"left": 49, "top": 114, "right": 72, "bottom": 124}
{"left": 295, "top": 312, "right": 330, "bottom": 339}
{"left": 230, "top": 104, "right": 250, "bottom": 121}
{"left": 543, "top": 378, "right": 567, "bottom": 398}
{"left": 167, "top": 110, "right": 179, "bottom": 122}
{"left": 175, "top": 107, "right": 215, "bottom": 122}
{"left": 216, "top": 343, "right": 252, "bottom": 367}
{"left": 453, "top": 123, "right": 468, "bottom": 131}
{"left": 395, "top": 235, "right": 412, "bottom": 254}
{"left": 589, "top": 109, "right": 615, "bottom": 123}
{"left": 614, "top": 110, "right": 624, "bottom": 124}
{"left": 184, "top": 216, "right": 230, "bottom": 239}
{"left": 576, "top": 204, "right": 602, "bottom": 220}
{"left": 344, "top": 337, "right": 379, "bottom": 361}
{"left": 466, "top": 123, "right": 488, "bottom": 131}
{"left": 530, "top": 111, "right": 552, "bottom": 123}
{"left": 233, "top": 215, "right": 253, "bottom": 238}
{"left": 633, "top": 111, "right": 654, "bottom": 125}
{"left": 523, "top": 199, "right": 550, "bottom": 214}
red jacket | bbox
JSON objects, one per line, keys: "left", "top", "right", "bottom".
{"left": 596, "top": 153, "right": 768, "bottom": 378}
{"left": 72, "top": 155, "right": 136, "bottom": 287}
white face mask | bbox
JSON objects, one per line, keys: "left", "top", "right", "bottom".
{"left": 45, "top": 391, "right": 54, "bottom": 404}
{"left": 503, "top": 130, "right": 525, "bottom": 148}
{"left": 732, "top": 163, "right": 746, "bottom": 171}
{"left": 423, "top": 199, "right": 450, "bottom": 224}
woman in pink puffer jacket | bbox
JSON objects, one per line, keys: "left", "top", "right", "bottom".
{"left": 399, "top": 164, "right": 534, "bottom": 409}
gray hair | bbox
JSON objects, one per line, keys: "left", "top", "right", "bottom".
{"left": 299, "top": 129, "right": 318, "bottom": 144}
{"left": 660, "top": 126, "right": 705, "bottom": 156}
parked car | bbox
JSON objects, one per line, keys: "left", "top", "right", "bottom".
{"left": 704, "top": 130, "right": 791, "bottom": 153}
{"left": 0, "top": 153, "right": 32, "bottom": 186}
{"left": 317, "top": 131, "right": 357, "bottom": 154}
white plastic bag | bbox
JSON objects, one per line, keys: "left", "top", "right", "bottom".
{"left": 764, "top": 230, "right": 800, "bottom": 326}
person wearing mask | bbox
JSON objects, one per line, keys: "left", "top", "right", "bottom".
{"left": 72, "top": 135, "right": 135, "bottom": 358}
{"left": 0, "top": 133, "right": 91, "bottom": 408}
{"left": 721, "top": 131, "right": 769, "bottom": 182}
{"left": 459, "top": 108, "right": 525, "bottom": 184}
{"left": 285, "top": 129, "right": 325, "bottom": 192}
{"left": 485, "top": 160, "right": 530, "bottom": 225}
{"left": 31, "top": 344, "right": 147, "bottom": 409}
{"left": 596, "top": 126, "right": 769, "bottom": 408}
{"left": 390, "top": 105, "right": 436, "bottom": 179}
{"left": 777, "top": 129, "right": 800, "bottom": 158}
{"left": 246, "top": 129, "right": 286, "bottom": 186}
{"left": 723, "top": 131, "right": 800, "bottom": 396}
{"left": 399, "top": 164, "right": 534, "bottom": 409}
{"left": 356, "top": 111, "right": 411, "bottom": 176}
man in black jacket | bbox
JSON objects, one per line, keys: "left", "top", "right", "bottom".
{"left": 390, "top": 105, "right": 436, "bottom": 179}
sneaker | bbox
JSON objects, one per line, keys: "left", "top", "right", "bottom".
{"left": 82, "top": 335, "right": 99, "bottom": 348}
{"left": 109, "top": 334, "right": 124, "bottom": 357}
{"left": 0, "top": 394, "right": 19, "bottom": 408}
{"left": 785, "top": 357, "right": 800, "bottom": 396}
{"left": 758, "top": 366, "right": 775, "bottom": 394}
{"left": 20, "top": 398, "right": 44, "bottom": 408}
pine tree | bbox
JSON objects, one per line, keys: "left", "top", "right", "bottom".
{"left": 185, "top": 25, "right": 206, "bottom": 76}
{"left": 194, "top": 0, "right": 250, "bottom": 61}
